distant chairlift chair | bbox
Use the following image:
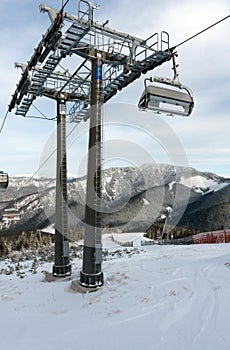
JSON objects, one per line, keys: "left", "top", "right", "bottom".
{"left": 0, "top": 171, "right": 9, "bottom": 189}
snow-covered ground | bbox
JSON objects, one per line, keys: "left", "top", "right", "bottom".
{"left": 1, "top": 242, "right": 230, "bottom": 350}
{"left": 179, "top": 175, "right": 229, "bottom": 195}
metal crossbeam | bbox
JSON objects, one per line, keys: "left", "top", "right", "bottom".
{"left": 9, "top": 2, "right": 170, "bottom": 123}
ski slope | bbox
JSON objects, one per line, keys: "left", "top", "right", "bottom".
{"left": 0, "top": 243, "right": 230, "bottom": 350}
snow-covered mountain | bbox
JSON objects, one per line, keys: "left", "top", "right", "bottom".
{"left": 0, "top": 164, "right": 229, "bottom": 234}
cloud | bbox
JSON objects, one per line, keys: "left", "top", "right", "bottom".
{"left": 0, "top": 0, "right": 229, "bottom": 177}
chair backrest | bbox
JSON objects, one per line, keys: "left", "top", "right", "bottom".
{"left": 138, "top": 84, "right": 194, "bottom": 117}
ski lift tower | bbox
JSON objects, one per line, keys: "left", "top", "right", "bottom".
{"left": 8, "top": 0, "right": 173, "bottom": 286}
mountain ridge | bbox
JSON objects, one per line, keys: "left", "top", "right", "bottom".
{"left": 1, "top": 164, "right": 229, "bottom": 235}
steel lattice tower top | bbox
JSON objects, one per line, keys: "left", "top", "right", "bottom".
{"left": 8, "top": 0, "right": 171, "bottom": 122}
{"left": 8, "top": 0, "right": 172, "bottom": 286}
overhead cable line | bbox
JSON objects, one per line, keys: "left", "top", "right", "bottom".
{"left": 30, "top": 119, "right": 81, "bottom": 180}
{"left": 17, "top": 119, "right": 82, "bottom": 190}
{"left": 171, "top": 14, "right": 230, "bottom": 50}
{"left": 0, "top": 111, "right": 9, "bottom": 134}
{"left": 62, "top": 0, "right": 70, "bottom": 11}
{"left": 24, "top": 115, "right": 56, "bottom": 121}
{"left": 32, "top": 103, "right": 56, "bottom": 120}
{"left": 7, "top": 12, "right": 230, "bottom": 180}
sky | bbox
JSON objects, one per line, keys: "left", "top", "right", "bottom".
{"left": 0, "top": 0, "right": 230, "bottom": 177}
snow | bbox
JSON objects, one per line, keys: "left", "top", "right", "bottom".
{"left": 180, "top": 175, "right": 229, "bottom": 194}
{"left": 79, "top": 179, "right": 87, "bottom": 191}
{"left": 168, "top": 180, "right": 176, "bottom": 191}
{"left": 143, "top": 198, "right": 150, "bottom": 205}
{"left": 1, "top": 243, "right": 230, "bottom": 350}
{"left": 39, "top": 224, "right": 55, "bottom": 235}
{"left": 112, "top": 232, "right": 149, "bottom": 247}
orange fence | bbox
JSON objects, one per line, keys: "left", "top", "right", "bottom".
{"left": 193, "top": 229, "right": 230, "bottom": 244}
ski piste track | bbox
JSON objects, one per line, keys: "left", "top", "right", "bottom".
{"left": 0, "top": 242, "right": 230, "bottom": 350}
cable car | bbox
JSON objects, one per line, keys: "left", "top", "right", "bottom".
{"left": 0, "top": 171, "right": 9, "bottom": 189}
{"left": 138, "top": 52, "right": 194, "bottom": 117}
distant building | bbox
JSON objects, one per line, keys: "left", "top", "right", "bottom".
{"left": 1, "top": 208, "right": 21, "bottom": 222}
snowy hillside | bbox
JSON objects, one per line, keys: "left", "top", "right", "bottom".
{"left": 1, "top": 241, "right": 230, "bottom": 350}
{"left": 1, "top": 164, "right": 229, "bottom": 233}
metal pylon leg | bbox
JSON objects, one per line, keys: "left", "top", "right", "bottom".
{"left": 80, "top": 54, "right": 104, "bottom": 288}
{"left": 53, "top": 98, "right": 71, "bottom": 277}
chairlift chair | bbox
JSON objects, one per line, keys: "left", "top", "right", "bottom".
{"left": 138, "top": 52, "right": 194, "bottom": 117}
{"left": 0, "top": 171, "right": 9, "bottom": 189}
